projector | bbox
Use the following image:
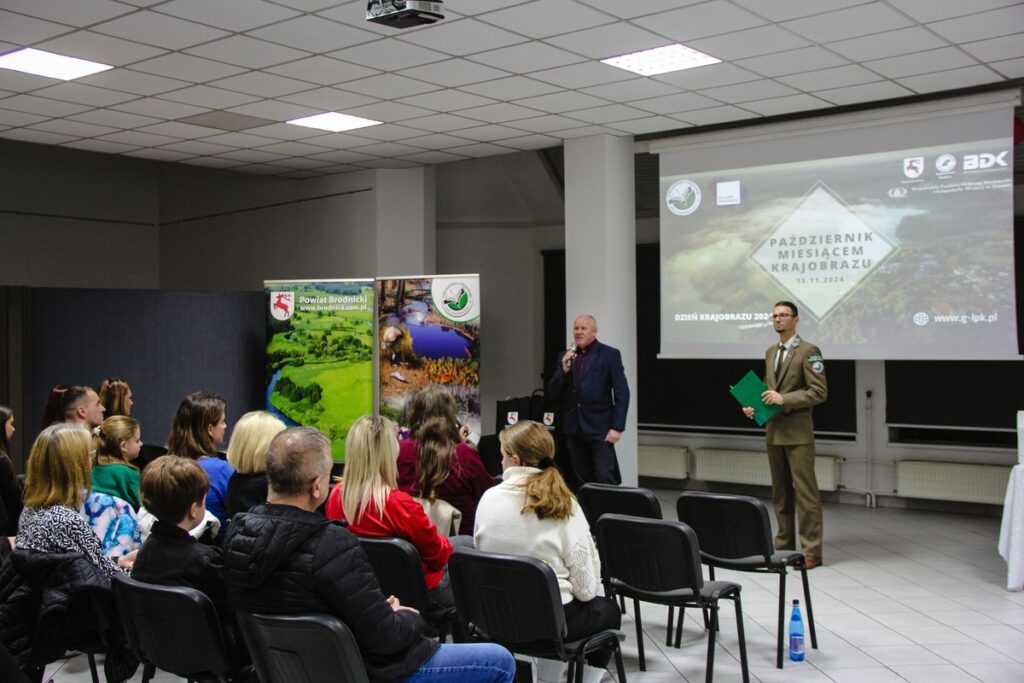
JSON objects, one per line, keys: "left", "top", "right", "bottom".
{"left": 367, "top": 1, "right": 444, "bottom": 28}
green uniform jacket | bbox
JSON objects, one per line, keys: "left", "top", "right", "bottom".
{"left": 764, "top": 336, "right": 828, "bottom": 446}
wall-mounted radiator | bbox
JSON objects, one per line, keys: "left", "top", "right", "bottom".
{"left": 638, "top": 445, "right": 689, "bottom": 480}
{"left": 895, "top": 460, "right": 1010, "bottom": 505}
{"left": 692, "top": 448, "right": 841, "bottom": 492}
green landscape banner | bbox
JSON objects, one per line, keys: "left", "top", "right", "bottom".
{"left": 265, "top": 279, "right": 375, "bottom": 461}
{"left": 377, "top": 275, "right": 481, "bottom": 438}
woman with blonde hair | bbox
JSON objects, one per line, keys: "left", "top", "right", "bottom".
{"left": 325, "top": 414, "right": 457, "bottom": 609}
{"left": 91, "top": 415, "right": 143, "bottom": 511}
{"left": 98, "top": 378, "right": 133, "bottom": 417}
{"left": 474, "top": 420, "right": 620, "bottom": 667}
{"left": 226, "top": 411, "right": 286, "bottom": 517}
{"left": 16, "top": 423, "right": 132, "bottom": 576}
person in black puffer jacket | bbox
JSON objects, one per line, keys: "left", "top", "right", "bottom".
{"left": 222, "top": 426, "right": 515, "bottom": 683}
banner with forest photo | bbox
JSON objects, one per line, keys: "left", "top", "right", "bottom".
{"left": 377, "top": 275, "right": 481, "bottom": 438}
{"left": 265, "top": 279, "right": 374, "bottom": 461}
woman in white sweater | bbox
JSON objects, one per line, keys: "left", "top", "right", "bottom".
{"left": 474, "top": 420, "right": 620, "bottom": 666}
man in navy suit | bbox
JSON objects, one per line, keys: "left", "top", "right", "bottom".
{"left": 547, "top": 315, "right": 630, "bottom": 486}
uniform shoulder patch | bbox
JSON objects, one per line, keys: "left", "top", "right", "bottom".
{"left": 811, "top": 360, "right": 825, "bottom": 374}
{"left": 807, "top": 354, "right": 822, "bottom": 361}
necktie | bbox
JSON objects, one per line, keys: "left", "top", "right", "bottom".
{"left": 774, "top": 343, "right": 785, "bottom": 373}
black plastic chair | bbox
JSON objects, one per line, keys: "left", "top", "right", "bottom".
{"left": 677, "top": 491, "right": 818, "bottom": 669}
{"left": 595, "top": 514, "right": 750, "bottom": 683}
{"left": 357, "top": 536, "right": 458, "bottom": 641}
{"left": 236, "top": 613, "right": 369, "bottom": 683}
{"left": 449, "top": 548, "right": 626, "bottom": 683}
{"left": 110, "top": 573, "right": 240, "bottom": 683}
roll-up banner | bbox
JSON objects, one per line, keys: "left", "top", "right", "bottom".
{"left": 377, "top": 274, "right": 481, "bottom": 437}
{"left": 264, "top": 279, "right": 375, "bottom": 461}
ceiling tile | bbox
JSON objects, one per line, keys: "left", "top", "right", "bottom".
{"left": 328, "top": 39, "right": 449, "bottom": 72}
{"left": 783, "top": 3, "right": 914, "bottom": 43}
{"left": 137, "top": 121, "right": 227, "bottom": 139}
{"left": 31, "top": 82, "right": 137, "bottom": 107}
{"left": 552, "top": 124, "right": 626, "bottom": 139}
{"left": 577, "top": 0, "right": 699, "bottom": 19}
{"left": 62, "top": 139, "right": 142, "bottom": 154}
{"left": 279, "top": 87, "right": 378, "bottom": 111}
{"left": 896, "top": 64, "right": 1004, "bottom": 93}
{"left": 469, "top": 42, "right": 584, "bottom": 72}
{"left": 401, "top": 59, "right": 510, "bottom": 87}
{"left": 1, "top": 128, "right": 79, "bottom": 145}
{"left": 886, "top": 0, "right": 1021, "bottom": 23}
{"left": 990, "top": 57, "right": 1024, "bottom": 78}
{"left": 199, "top": 132, "right": 281, "bottom": 148}
{"left": 777, "top": 64, "right": 883, "bottom": 91}
{"left": 226, "top": 99, "right": 315, "bottom": 120}
{"left": 653, "top": 62, "right": 761, "bottom": 90}
{"left": 689, "top": 25, "right": 811, "bottom": 61}
{"left": 346, "top": 100, "right": 434, "bottom": 121}
{"left": 545, "top": 22, "right": 670, "bottom": 59}
{"left": 459, "top": 102, "right": 543, "bottom": 123}
{"left": 266, "top": 56, "right": 378, "bottom": 85}
{"left": 0, "top": 108, "right": 50, "bottom": 127}
{"left": 79, "top": 69, "right": 191, "bottom": 96}
{"left": 400, "top": 113, "right": 488, "bottom": 133}
{"left": 504, "top": 114, "right": 589, "bottom": 133}
{"left": 325, "top": 122, "right": 423, "bottom": 141}
{"left": 96, "top": 130, "right": 181, "bottom": 147}
{"left": 210, "top": 72, "right": 316, "bottom": 98}
{"left": 826, "top": 27, "right": 950, "bottom": 61}
{"left": 243, "top": 122, "right": 331, "bottom": 140}
{"left": 606, "top": 116, "right": 688, "bottom": 135}
{"left": 0, "top": 70, "right": 60, "bottom": 93}
{"left": 564, "top": 104, "right": 651, "bottom": 125}
{"left": 515, "top": 90, "right": 607, "bottom": 113}
{"left": 185, "top": 36, "right": 311, "bottom": 70}
{"left": 630, "top": 92, "right": 723, "bottom": 115}
{"left": 492, "top": 133, "right": 561, "bottom": 150}
{"left": 813, "top": 80, "right": 914, "bottom": 105}
{"left": 962, "top": 33, "right": 1024, "bottom": 62}
{"left": 185, "top": 156, "right": 247, "bottom": 168}
{"left": 340, "top": 73, "right": 443, "bottom": 99}
{"left": 348, "top": 140, "right": 426, "bottom": 156}
{"left": 729, "top": 0, "right": 868, "bottom": 22}
{"left": 356, "top": 158, "right": 420, "bottom": 169}
{"left": 579, "top": 79, "right": 680, "bottom": 103}
{"left": 37, "top": 31, "right": 168, "bottom": 66}
{"left": 633, "top": 1, "right": 767, "bottom": 42}
{"left": 159, "top": 140, "right": 237, "bottom": 155}
{"left": 396, "top": 89, "right": 496, "bottom": 112}
{"left": 131, "top": 53, "right": 247, "bottom": 83}
{"left": 1, "top": 0, "right": 132, "bottom": 26}
{"left": 247, "top": 15, "right": 380, "bottom": 53}
{"left": 217, "top": 148, "right": 289, "bottom": 163}
{"left": 0, "top": 94, "right": 92, "bottom": 117}
{"left": 458, "top": 76, "right": 559, "bottom": 100}
{"left": 124, "top": 148, "right": 199, "bottom": 162}
{"left": 699, "top": 79, "right": 798, "bottom": 103}
{"left": 446, "top": 142, "right": 518, "bottom": 157}
{"left": 674, "top": 105, "right": 757, "bottom": 126}
{"left": 454, "top": 124, "right": 531, "bottom": 142}
{"left": 399, "top": 150, "right": 468, "bottom": 164}
{"left": 528, "top": 62, "right": 634, "bottom": 89}
{"left": 0, "top": 10, "right": 70, "bottom": 44}
{"left": 267, "top": 156, "right": 336, "bottom": 169}
{"left": 735, "top": 46, "right": 850, "bottom": 77}
{"left": 927, "top": 5, "right": 1024, "bottom": 43}
{"left": 255, "top": 140, "right": 337, "bottom": 156}
{"left": 740, "top": 93, "right": 831, "bottom": 116}
{"left": 478, "top": 0, "right": 613, "bottom": 39}
{"left": 92, "top": 10, "right": 230, "bottom": 50}
{"left": 69, "top": 109, "right": 163, "bottom": 129}
{"left": 865, "top": 48, "right": 980, "bottom": 78}
{"left": 401, "top": 133, "right": 476, "bottom": 150}
{"left": 398, "top": 19, "right": 527, "bottom": 55}
{"left": 156, "top": 0, "right": 301, "bottom": 32}
{"left": 159, "top": 85, "right": 260, "bottom": 109}
{"left": 113, "top": 97, "right": 208, "bottom": 120}
{"left": 28, "top": 119, "right": 117, "bottom": 138}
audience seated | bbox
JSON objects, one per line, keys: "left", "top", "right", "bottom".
{"left": 98, "top": 378, "right": 134, "bottom": 417}
{"left": 474, "top": 420, "right": 620, "bottom": 668}
{"left": 0, "top": 405, "right": 23, "bottom": 537}
{"left": 167, "top": 392, "right": 233, "bottom": 539}
{"left": 326, "top": 415, "right": 461, "bottom": 611}
{"left": 226, "top": 411, "right": 285, "bottom": 518}
{"left": 397, "top": 386, "right": 495, "bottom": 532}
{"left": 91, "top": 416, "right": 143, "bottom": 511}
{"left": 15, "top": 423, "right": 132, "bottom": 577}
{"left": 222, "top": 426, "right": 516, "bottom": 683}
{"left": 40, "top": 385, "right": 105, "bottom": 431}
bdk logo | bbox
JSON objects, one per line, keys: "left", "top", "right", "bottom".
{"left": 963, "top": 151, "right": 1008, "bottom": 171}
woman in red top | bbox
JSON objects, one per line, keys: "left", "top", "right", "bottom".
{"left": 396, "top": 386, "right": 495, "bottom": 532}
{"left": 326, "top": 414, "right": 455, "bottom": 608}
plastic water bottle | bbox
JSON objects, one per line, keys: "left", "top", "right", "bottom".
{"left": 789, "top": 598, "right": 805, "bottom": 661}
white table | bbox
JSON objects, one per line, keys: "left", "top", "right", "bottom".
{"left": 998, "top": 410, "right": 1024, "bottom": 591}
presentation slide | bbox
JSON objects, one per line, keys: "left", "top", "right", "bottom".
{"left": 659, "top": 135, "right": 1017, "bottom": 360}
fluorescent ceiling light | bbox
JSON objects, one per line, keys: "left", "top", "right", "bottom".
{"left": 0, "top": 47, "right": 113, "bottom": 80}
{"left": 286, "top": 112, "right": 382, "bottom": 132}
{"left": 601, "top": 44, "right": 720, "bottom": 76}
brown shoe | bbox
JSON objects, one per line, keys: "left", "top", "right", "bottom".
{"left": 805, "top": 555, "right": 822, "bottom": 570}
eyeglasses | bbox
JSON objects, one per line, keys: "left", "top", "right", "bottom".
{"left": 771, "top": 313, "right": 793, "bottom": 319}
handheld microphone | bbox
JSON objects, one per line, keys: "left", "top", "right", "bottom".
{"left": 565, "top": 343, "right": 577, "bottom": 369}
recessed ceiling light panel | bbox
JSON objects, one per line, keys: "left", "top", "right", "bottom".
{"left": 601, "top": 44, "right": 720, "bottom": 76}
{"left": 286, "top": 112, "right": 383, "bottom": 132}
{"left": 0, "top": 47, "right": 113, "bottom": 80}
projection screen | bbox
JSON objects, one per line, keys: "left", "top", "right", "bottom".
{"left": 653, "top": 91, "right": 1020, "bottom": 360}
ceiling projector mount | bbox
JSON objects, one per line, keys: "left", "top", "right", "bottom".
{"left": 366, "top": 1, "right": 445, "bottom": 28}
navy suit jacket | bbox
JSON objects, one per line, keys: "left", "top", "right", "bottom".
{"left": 547, "top": 340, "right": 630, "bottom": 438}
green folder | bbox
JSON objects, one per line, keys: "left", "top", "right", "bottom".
{"left": 730, "top": 370, "right": 782, "bottom": 426}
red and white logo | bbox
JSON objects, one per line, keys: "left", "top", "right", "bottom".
{"left": 903, "top": 157, "right": 924, "bottom": 179}
{"left": 542, "top": 412, "right": 555, "bottom": 427}
{"left": 506, "top": 411, "right": 518, "bottom": 426}
{"left": 270, "top": 291, "right": 294, "bottom": 321}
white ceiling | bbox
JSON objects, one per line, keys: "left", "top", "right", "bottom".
{"left": 0, "top": 0, "right": 1021, "bottom": 178}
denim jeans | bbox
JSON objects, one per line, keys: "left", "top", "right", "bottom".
{"left": 400, "top": 643, "right": 515, "bottom": 683}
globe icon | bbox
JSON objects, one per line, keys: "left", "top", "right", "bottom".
{"left": 912, "top": 312, "right": 929, "bottom": 326}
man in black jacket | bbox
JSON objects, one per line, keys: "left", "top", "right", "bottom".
{"left": 222, "top": 427, "right": 514, "bottom": 683}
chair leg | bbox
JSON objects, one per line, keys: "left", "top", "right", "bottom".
{"left": 142, "top": 662, "right": 155, "bottom": 683}
{"left": 633, "top": 598, "right": 646, "bottom": 672}
{"left": 575, "top": 654, "right": 586, "bottom": 683}
{"left": 86, "top": 653, "right": 99, "bottom": 683}
{"left": 666, "top": 606, "right": 674, "bottom": 646}
{"left": 705, "top": 604, "right": 718, "bottom": 683}
{"left": 674, "top": 606, "right": 684, "bottom": 649}
{"left": 613, "top": 641, "right": 627, "bottom": 683}
{"left": 733, "top": 594, "right": 751, "bottom": 683}
{"left": 776, "top": 569, "right": 787, "bottom": 668}
{"left": 801, "top": 565, "right": 818, "bottom": 649}
{"left": 619, "top": 594, "right": 626, "bottom": 614}
{"left": 566, "top": 658, "right": 575, "bottom": 683}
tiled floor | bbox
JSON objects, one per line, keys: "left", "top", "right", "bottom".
{"left": 45, "top": 491, "right": 1024, "bottom": 682}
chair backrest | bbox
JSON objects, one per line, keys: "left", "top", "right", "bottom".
{"left": 676, "top": 491, "right": 774, "bottom": 563}
{"left": 236, "top": 613, "right": 369, "bottom": 683}
{"left": 595, "top": 514, "right": 704, "bottom": 594}
{"left": 111, "top": 572, "right": 231, "bottom": 679}
{"left": 357, "top": 537, "right": 432, "bottom": 613}
{"left": 577, "top": 483, "right": 662, "bottom": 528}
{"left": 414, "top": 496, "right": 463, "bottom": 536}
{"left": 449, "top": 548, "right": 566, "bottom": 650}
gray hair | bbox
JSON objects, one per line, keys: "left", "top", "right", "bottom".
{"left": 266, "top": 427, "right": 332, "bottom": 496}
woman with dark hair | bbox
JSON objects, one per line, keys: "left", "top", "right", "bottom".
{"left": 98, "top": 379, "right": 134, "bottom": 417}
{"left": 396, "top": 385, "right": 494, "bottom": 532}
{"left": 40, "top": 384, "right": 105, "bottom": 430}
{"left": 0, "top": 405, "right": 23, "bottom": 536}
{"left": 167, "top": 393, "right": 232, "bottom": 535}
